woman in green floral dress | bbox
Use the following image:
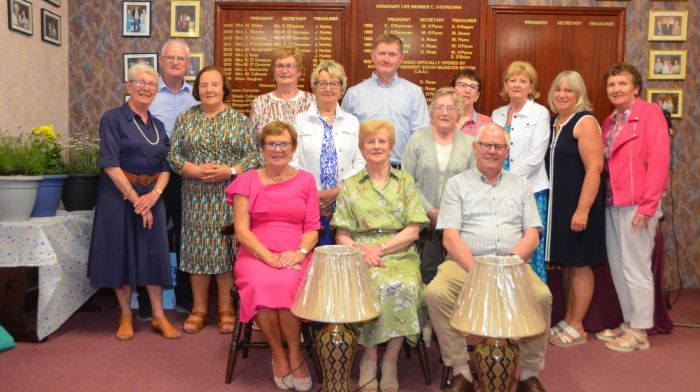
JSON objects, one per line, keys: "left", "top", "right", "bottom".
{"left": 332, "top": 119, "right": 429, "bottom": 392}
{"left": 168, "top": 66, "right": 261, "bottom": 334}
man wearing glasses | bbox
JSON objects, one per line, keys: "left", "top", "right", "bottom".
{"left": 342, "top": 34, "right": 429, "bottom": 168}
{"left": 137, "top": 39, "right": 198, "bottom": 320}
{"left": 425, "top": 123, "right": 552, "bottom": 392}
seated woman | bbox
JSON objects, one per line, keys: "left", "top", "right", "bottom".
{"left": 225, "top": 121, "right": 320, "bottom": 391}
{"left": 331, "top": 119, "right": 429, "bottom": 392}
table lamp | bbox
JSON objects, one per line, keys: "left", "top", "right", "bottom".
{"left": 450, "top": 255, "right": 546, "bottom": 392}
{"left": 291, "top": 245, "right": 380, "bottom": 392}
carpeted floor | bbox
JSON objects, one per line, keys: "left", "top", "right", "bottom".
{"left": 1, "top": 289, "right": 699, "bottom": 392}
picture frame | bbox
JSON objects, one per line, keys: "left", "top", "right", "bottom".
{"left": 647, "top": 88, "right": 683, "bottom": 119}
{"left": 648, "top": 10, "right": 687, "bottom": 41}
{"left": 123, "top": 53, "right": 158, "bottom": 81}
{"left": 122, "top": 1, "right": 151, "bottom": 37}
{"left": 7, "top": 0, "right": 32, "bottom": 36}
{"left": 40, "top": 8, "right": 60, "bottom": 46}
{"left": 170, "top": 0, "right": 200, "bottom": 38}
{"left": 44, "top": 0, "right": 59, "bottom": 6}
{"left": 648, "top": 49, "right": 686, "bottom": 80}
{"left": 185, "top": 52, "right": 204, "bottom": 82}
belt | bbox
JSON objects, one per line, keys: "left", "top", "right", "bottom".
{"left": 124, "top": 171, "right": 159, "bottom": 186}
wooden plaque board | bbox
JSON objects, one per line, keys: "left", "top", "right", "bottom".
{"left": 215, "top": 2, "right": 349, "bottom": 114}
{"left": 350, "top": 0, "right": 486, "bottom": 102}
{"left": 483, "top": 6, "right": 626, "bottom": 121}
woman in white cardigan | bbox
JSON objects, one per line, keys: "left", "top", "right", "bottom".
{"left": 291, "top": 60, "right": 365, "bottom": 244}
{"left": 492, "top": 61, "right": 551, "bottom": 282}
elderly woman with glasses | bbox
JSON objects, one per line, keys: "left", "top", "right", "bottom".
{"left": 226, "top": 121, "right": 320, "bottom": 391}
{"left": 403, "top": 87, "right": 475, "bottom": 285}
{"left": 88, "top": 64, "right": 179, "bottom": 341}
{"left": 291, "top": 60, "right": 365, "bottom": 245}
{"left": 451, "top": 69, "right": 491, "bottom": 136}
{"left": 250, "top": 45, "right": 314, "bottom": 135}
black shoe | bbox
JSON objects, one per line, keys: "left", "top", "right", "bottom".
{"left": 442, "top": 374, "right": 474, "bottom": 392}
{"left": 516, "top": 377, "right": 546, "bottom": 392}
{"left": 137, "top": 306, "right": 152, "bottom": 322}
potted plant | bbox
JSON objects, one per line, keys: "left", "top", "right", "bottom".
{"left": 61, "top": 131, "right": 102, "bottom": 211}
{"left": 30, "top": 124, "right": 68, "bottom": 217}
{"left": 0, "top": 130, "right": 45, "bottom": 221}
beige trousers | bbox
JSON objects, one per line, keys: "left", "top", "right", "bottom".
{"left": 425, "top": 259, "right": 552, "bottom": 371}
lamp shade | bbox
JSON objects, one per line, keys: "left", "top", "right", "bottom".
{"left": 450, "top": 255, "right": 546, "bottom": 338}
{"left": 291, "top": 245, "right": 380, "bottom": 323}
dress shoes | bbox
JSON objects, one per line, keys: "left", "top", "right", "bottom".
{"left": 442, "top": 374, "right": 474, "bottom": 392}
{"left": 516, "top": 377, "right": 546, "bottom": 392}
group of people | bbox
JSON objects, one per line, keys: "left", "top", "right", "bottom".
{"left": 125, "top": 6, "right": 147, "bottom": 33}
{"left": 86, "top": 33, "right": 669, "bottom": 392}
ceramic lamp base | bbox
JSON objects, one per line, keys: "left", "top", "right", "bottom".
{"left": 474, "top": 337, "right": 519, "bottom": 392}
{"left": 316, "top": 323, "right": 357, "bottom": 392}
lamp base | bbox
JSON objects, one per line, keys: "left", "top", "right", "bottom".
{"left": 474, "top": 337, "right": 519, "bottom": 392}
{"left": 316, "top": 323, "right": 358, "bottom": 392}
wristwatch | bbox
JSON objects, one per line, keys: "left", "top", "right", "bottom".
{"left": 298, "top": 247, "right": 309, "bottom": 256}
{"left": 230, "top": 166, "right": 237, "bottom": 178}
{"left": 154, "top": 188, "right": 163, "bottom": 195}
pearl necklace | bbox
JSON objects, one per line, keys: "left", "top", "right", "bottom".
{"left": 133, "top": 118, "right": 160, "bottom": 146}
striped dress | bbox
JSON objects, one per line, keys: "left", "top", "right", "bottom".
{"left": 249, "top": 90, "right": 314, "bottom": 134}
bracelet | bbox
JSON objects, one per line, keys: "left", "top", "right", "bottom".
{"left": 154, "top": 187, "right": 163, "bottom": 195}
{"left": 122, "top": 189, "right": 134, "bottom": 200}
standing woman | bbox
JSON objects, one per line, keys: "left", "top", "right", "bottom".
{"left": 88, "top": 64, "right": 180, "bottom": 341}
{"left": 492, "top": 61, "right": 551, "bottom": 282}
{"left": 169, "top": 66, "right": 261, "bottom": 334}
{"left": 250, "top": 45, "right": 314, "bottom": 135}
{"left": 596, "top": 63, "right": 669, "bottom": 352}
{"left": 545, "top": 71, "right": 605, "bottom": 347}
{"left": 451, "top": 69, "right": 491, "bottom": 136}
{"left": 292, "top": 60, "right": 365, "bottom": 245}
{"left": 402, "top": 87, "right": 475, "bottom": 284}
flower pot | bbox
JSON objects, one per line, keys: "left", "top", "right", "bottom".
{"left": 0, "top": 175, "right": 44, "bottom": 221}
{"left": 61, "top": 173, "right": 101, "bottom": 211}
{"left": 31, "top": 174, "right": 69, "bottom": 217}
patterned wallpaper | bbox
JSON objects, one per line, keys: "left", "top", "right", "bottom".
{"left": 68, "top": 0, "right": 698, "bottom": 289}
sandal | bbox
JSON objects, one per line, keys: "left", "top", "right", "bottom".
{"left": 152, "top": 316, "right": 181, "bottom": 339}
{"left": 183, "top": 311, "right": 208, "bottom": 334}
{"left": 549, "top": 325, "right": 587, "bottom": 347}
{"left": 115, "top": 316, "right": 134, "bottom": 341}
{"left": 379, "top": 360, "right": 399, "bottom": 392}
{"left": 595, "top": 323, "right": 628, "bottom": 342}
{"left": 605, "top": 328, "right": 650, "bottom": 352}
{"left": 358, "top": 360, "right": 378, "bottom": 392}
{"left": 549, "top": 320, "right": 568, "bottom": 339}
{"left": 217, "top": 310, "right": 236, "bottom": 334}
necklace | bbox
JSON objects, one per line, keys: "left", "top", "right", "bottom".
{"left": 133, "top": 119, "right": 160, "bottom": 146}
{"left": 265, "top": 166, "right": 291, "bottom": 182}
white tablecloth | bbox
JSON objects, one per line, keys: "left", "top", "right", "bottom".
{"left": 0, "top": 211, "right": 98, "bottom": 340}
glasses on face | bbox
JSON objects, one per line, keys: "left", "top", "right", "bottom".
{"left": 129, "top": 80, "right": 158, "bottom": 89}
{"left": 477, "top": 142, "right": 508, "bottom": 152}
{"left": 315, "top": 80, "right": 342, "bottom": 90}
{"left": 434, "top": 105, "right": 457, "bottom": 113}
{"left": 275, "top": 63, "right": 298, "bottom": 70}
{"left": 455, "top": 82, "right": 480, "bottom": 92}
{"left": 163, "top": 55, "right": 188, "bottom": 63}
{"left": 264, "top": 141, "right": 292, "bottom": 151}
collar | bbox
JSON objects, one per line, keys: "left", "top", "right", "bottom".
{"left": 465, "top": 110, "right": 480, "bottom": 124}
{"left": 120, "top": 102, "right": 150, "bottom": 125}
{"left": 358, "top": 166, "right": 401, "bottom": 182}
{"left": 158, "top": 76, "right": 191, "bottom": 93}
{"left": 305, "top": 101, "right": 349, "bottom": 122}
{"left": 370, "top": 72, "right": 399, "bottom": 87}
{"left": 476, "top": 167, "right": 504, "bottom": 185}
{"left": 268, "top": 90, "right": 306, "bottom": 102}
{"left": 509, "top": 98, "right": 537, "bottom": 118}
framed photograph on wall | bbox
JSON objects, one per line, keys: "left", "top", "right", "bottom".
{"left": 122, "top": 1, "right": 151, "bottom": 37}
{"left": 185, "top": 52, "right": 204, "bottom": 82}
{"left": 123, "top": 53, "right": 158, "bottom": 81}
{"left": 648, "top": 49, "right": 686, "bottom": 80}
{"left": 41, "top": 9, "right": 61, "bottom": 46}
{"left": 44, "top": 0, "right": 59, "bottom": 6}
{"left": 648, "top": 10, "right": 687, "bottom": 41}
{"left": 647, "top": 88, "right": 683, "bottom": 119}
{"left": 7, "top": 0, "right": 33, "bottom": 36}
{"left": 170, "top": 0, "right": 200, "bottom": 38}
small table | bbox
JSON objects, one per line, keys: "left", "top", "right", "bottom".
{"left": 0, "top": 211, "right": 98, "bottom": 341}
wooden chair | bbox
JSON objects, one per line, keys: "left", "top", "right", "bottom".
{"left": 221, "top": 224, "right": 323, "bottom": 384}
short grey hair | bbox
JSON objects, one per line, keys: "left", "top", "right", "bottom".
{"left": 160, "top": 39, "right": 190, "bottom": 57}
{"left": 474, "top": 123, "right": 511, "bottom": 146}
{"left": 429, "top": 87, "right": 464, "bottom": 116}
{"left": 127, "top": 63, "right": 158, "bottom": 81}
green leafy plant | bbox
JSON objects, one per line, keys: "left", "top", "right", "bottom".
{"left": 31, "top": 124, "right": 65, "bottom": 174}
{"left": 0, "top": 131, "right": 45, "bottom": 175}
{"left": 64, "top": 131, "right": 101, "bottom": 175}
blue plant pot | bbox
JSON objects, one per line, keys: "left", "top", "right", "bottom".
{"left": 31, "top": 174, "right": 68, "bottom": 217}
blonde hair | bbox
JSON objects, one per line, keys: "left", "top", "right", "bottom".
{"left": 429, "top": 87, "right": 464, "bottom": 116}
{"left": 310, "top": 60, "right": 348, "bottom": 96}
{"left": 359, "top": 119, "right": 395, "bottom": 149}
{"left": 500, "top": 61, "right": 540, "bottom": 101}
{"left": 127, "top": 63, "right": 158, "bottom": 81}
{"left": 548, "top": 71, "right": 593, "bottom": 114}
{"left": 271, "top": 45, "right": 304, "bottom": 72}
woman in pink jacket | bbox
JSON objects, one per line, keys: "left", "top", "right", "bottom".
{"left": 596, "top": 63, "right": 669, "bottom": 352}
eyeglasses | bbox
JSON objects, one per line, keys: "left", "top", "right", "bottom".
{"left": 163, "top": 55, "right": 188, "bottom": 63}
{"left": 129, "top": 80, "right": 158, "bottom": 89}
{"left": 434, "top": 105, "right": 457, "bottom": 113}
{"left": 264, "top": 141, "right": 292, "bottom": 151}
{"left": 477, "top": 142, "right": 508, "bottom": 152}
{"left": 455, "top": 82, "right": 480, "bottom": 91}
{"left": 275, "top": 63, "right": 298, "bottom": 70}
{"left": 315, "top": 81, "right": 342, "bottom": 90}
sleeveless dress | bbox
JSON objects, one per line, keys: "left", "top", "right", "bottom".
{"left": 545, "top": 111, "right": 605, "bottom": 267}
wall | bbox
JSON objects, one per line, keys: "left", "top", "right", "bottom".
{"left": 67, "top": 0, "right": 697, "bottom": 289}
{"left": 0, "top": 0, "right": 69, "bottom": 140}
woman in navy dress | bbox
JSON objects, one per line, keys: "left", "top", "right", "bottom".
{"left": 88, "top": 64, "right": 180, "bottom": 341}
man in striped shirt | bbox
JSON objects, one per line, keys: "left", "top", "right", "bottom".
{"left": 425, "top": 123, "right": 552, "bottom": 392}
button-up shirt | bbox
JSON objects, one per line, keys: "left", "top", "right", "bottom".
{"left": 150, "top": 76, "right": 198, "bottom": 137}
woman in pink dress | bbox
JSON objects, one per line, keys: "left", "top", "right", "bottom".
{"left": 225, "top": 120, "right": 320, "bottom": 391}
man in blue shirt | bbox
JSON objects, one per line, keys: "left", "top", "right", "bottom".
{"left": 137, "top": 39, "right": 198, "bottom": 319}
{"left": 342, "top": 34, "right": 430, "bottom": 167}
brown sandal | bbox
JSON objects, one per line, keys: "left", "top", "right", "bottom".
{"left": 115, "top": 316, "right": 134, "bottom": 341}
{"left": 183, "top": 311, "right": 208, "bottom": 334}
{"left": 152, "top": 316, "right": 182, "bottom": 339}
{"left": 217, "top": 310, "right": 236, "bottom": 334}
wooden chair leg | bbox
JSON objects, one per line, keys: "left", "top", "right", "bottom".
{"left": 242, "top": 322, "right": 253, "bottom": 358}
{"left": 441, "top": 364, "right": 452, "bottom": 389}
{"left": 416, "top": 338, "right": 432, "bottom": 385}
{"left": 225, "top": 319, "right": 245, "bottom": 384}
{"left": 403, "top": 340, "right": 412, "bottom": 359}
